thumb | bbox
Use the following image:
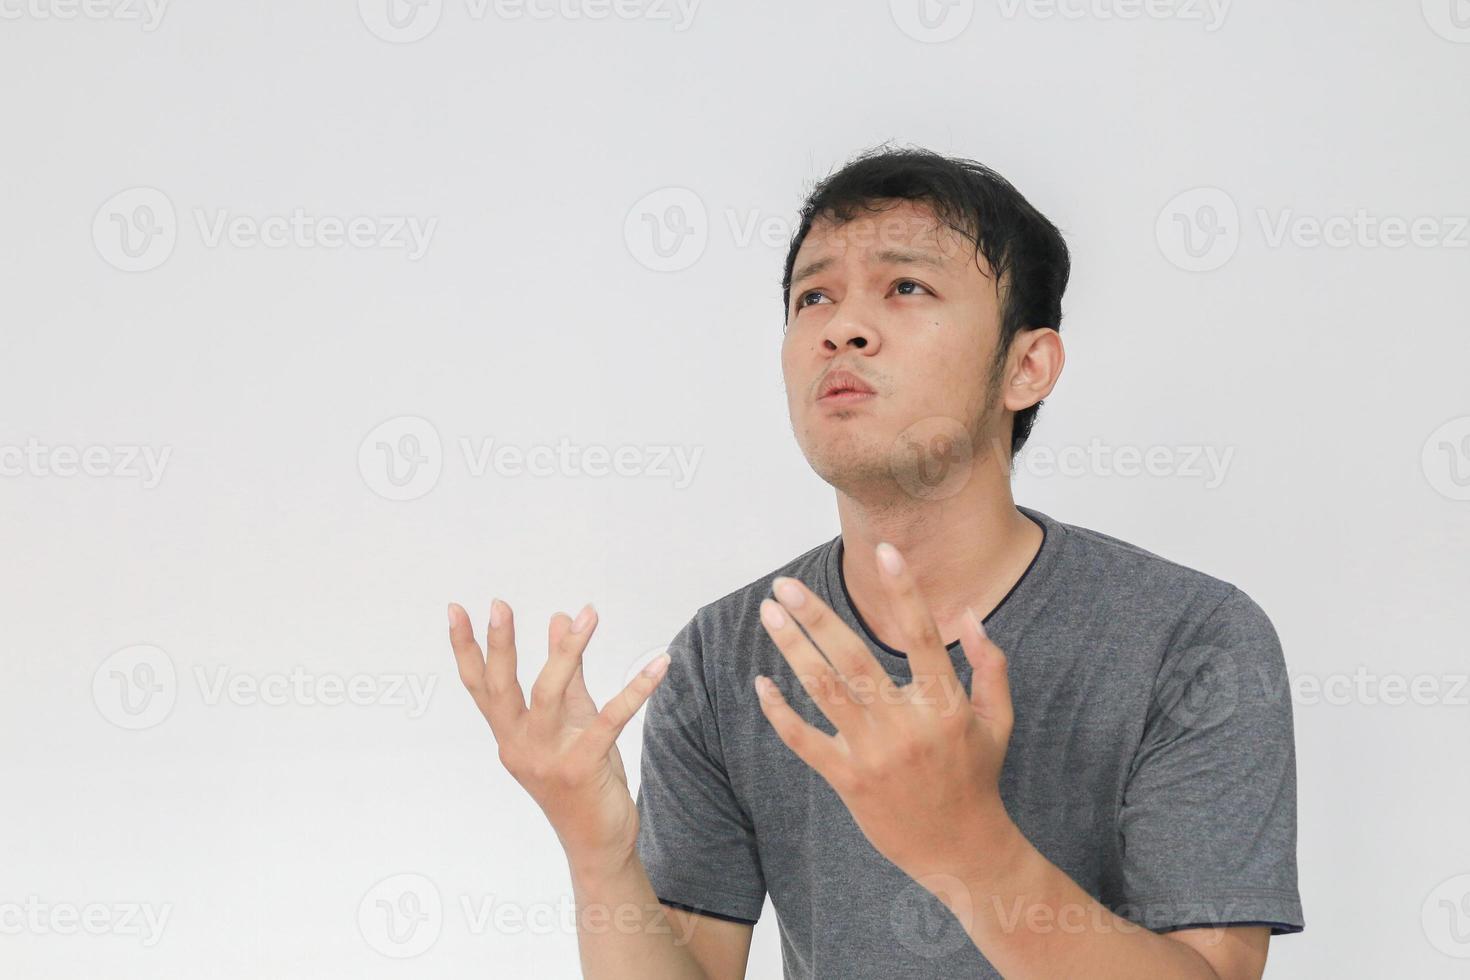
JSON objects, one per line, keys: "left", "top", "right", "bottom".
{"left": 960, "top": 607, "right": 1013, "bottom": 734}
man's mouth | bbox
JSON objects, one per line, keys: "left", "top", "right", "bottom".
{"left": 818, "top": 369, "right": 877, "bottom": 402}
{"left": 819, "top": 390, "right": 876, "bottom": 403}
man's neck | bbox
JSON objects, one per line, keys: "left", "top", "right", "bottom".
{"left": 834, "top": 462, "right": 1042, "bottom": 654}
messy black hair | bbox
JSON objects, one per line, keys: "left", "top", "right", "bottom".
{"left": 781, "top": 144, "right": 1070, "bottom": 456}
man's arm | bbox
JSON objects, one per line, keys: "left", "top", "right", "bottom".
{"left": 566, "top": 851, "right": 753, "bottom": 980}
{"left": 447, "top": 599, "right": 749, "bottom": 980}
{"left": 1172, "top": 927, "right": 1270, "bottom": 977}
{"left": 929, "top": 810, "right": 1270, "bottom": 978}
{"left": 660, "top": 904, "right": 754, "bottom": 980}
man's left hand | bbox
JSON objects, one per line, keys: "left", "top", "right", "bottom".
{"left": 753, "top": 541, "right": 1019, "bottom": 887}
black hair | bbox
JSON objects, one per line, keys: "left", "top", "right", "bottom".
{"left": 781, "top": 144, "right": 1070, "bottom": 456}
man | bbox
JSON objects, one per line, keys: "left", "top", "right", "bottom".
{"left": 447, "top": 146, "right": 1303, "bottom": 978}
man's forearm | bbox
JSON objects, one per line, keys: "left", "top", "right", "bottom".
{"left": 935, "top": 815, "right": 1227, "bottom": 979}
{"left": 568, "top": 850, "right": 710, "bottom": 980}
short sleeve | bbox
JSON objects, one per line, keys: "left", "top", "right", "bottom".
{"left": 1117, "top": 587, "right": 1305, "bottom": 935}
{"left": 634, "top": 612, "right": 766, "bottom": 924}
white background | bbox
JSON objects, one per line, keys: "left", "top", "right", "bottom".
{"left": 3, "top": 1, "right": 1469, "bottom": 977}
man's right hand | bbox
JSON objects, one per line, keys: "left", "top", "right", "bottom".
{"left": 447, "top": 599, "right": 672, "bottom": 873}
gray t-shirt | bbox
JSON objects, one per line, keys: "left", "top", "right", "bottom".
{"left": 635, "top": 506, "right": 1304, "bottom": 978}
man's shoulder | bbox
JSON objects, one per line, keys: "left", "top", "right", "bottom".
{"left": 1036, "top": 507, "right": 1277, "bottom": 646}
{"left": 1042, "top": 508, "right": 1239, "bottom": 601}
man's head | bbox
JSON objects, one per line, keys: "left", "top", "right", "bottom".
{"left": 779, "top": 145, "right": 1069, "bottom": 499}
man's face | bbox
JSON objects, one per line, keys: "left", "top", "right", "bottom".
{"left": 781, "top": 198, "right": 1008, "bottom": 498}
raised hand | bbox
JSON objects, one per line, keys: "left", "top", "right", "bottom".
{"left": 447, "top": 599, "right": 671, "bottom": 872}
{"left": 751, "top": 542, "right": 1015, "bottom": 884}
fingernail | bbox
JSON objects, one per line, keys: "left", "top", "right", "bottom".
{"left": 489, "top": 598, "right": 502, "bottom": 629}
{"left": 967, "top": 605, "right": 987, "bottom": 639}
{"left": 761, "top": 598, "right": 788, "bottom": 629}
{"left": 447, "top": 603, "right": 458, "bottom": 628}
{"left": 641, "top": 653, "right": 671, "bottom": 679}
{"left": 572, "top": 603, "right": 595, "bottom": 634}
{"left": 876, "top": 542, "right": 904, "bottom": 576}
{"left": 773, "top": 577, "right": 805, "bottom": 608}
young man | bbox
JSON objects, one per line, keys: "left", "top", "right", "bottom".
{"left": 447, "top": 146, "right": 1303, "bottom": 978}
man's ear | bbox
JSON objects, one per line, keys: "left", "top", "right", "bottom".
{"left": 1001, "top": 327, "right": 1064, "bottom": 414}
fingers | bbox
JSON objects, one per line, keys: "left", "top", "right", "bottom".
{"left": 769, "top": 576, "right": 895, "bottom": 705}
{"left": 958, "top": 607, "right": 1013, "bottom": 735}
{"left": 482, "top": 598, "right": 528, "bottom": 717}
{"left": 529, "top": 604, "right": 597, "bottom": 715}
{"left": 754, "top": 675, "right": 846, "bottom": 777}
{"left": 564, "top": 643, "right": 597, "bottom": 709}
{"left": 449, "top": 599, "right": 526, "bottom": 728}
{"left": 448, "top": 602, "right": 486, "bottom": 689}
{"left": 872, "top": 542, "right": 963, "bottom": 693}
{"left": 573, "top": 652, "right": 671, "bottom": 766}
{"left": 759, "top": 597, "right": 870, "bottom": 737}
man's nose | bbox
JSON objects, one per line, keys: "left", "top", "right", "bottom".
{"left": 820, "top": 294, "right": 881, "bottom": 353}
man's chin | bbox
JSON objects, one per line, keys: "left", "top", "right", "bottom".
{"left": 803, "top": 414, "right": 996, "bottom": 503}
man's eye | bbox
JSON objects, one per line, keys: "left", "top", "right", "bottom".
{"left": 894, "top": 279, "right": 931, "bottom": 296}
{"left": 798, "top": 290, "right": 830, "bottom": 308}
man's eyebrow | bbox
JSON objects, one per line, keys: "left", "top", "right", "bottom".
{"left": 790, "top": 248, "right": 950, "bottom": 289}
{"left": 790, "top": 256, "right": 833, "bottom": 288}
{"left": 873, "top": 248, "right": 950, "bottom": 271}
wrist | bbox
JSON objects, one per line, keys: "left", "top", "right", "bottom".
{"left": 565, "top": 842, "right": 640, "bottom": 887}
{"left": 932, "top": 801, "right": 1029, "bottom": 907}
